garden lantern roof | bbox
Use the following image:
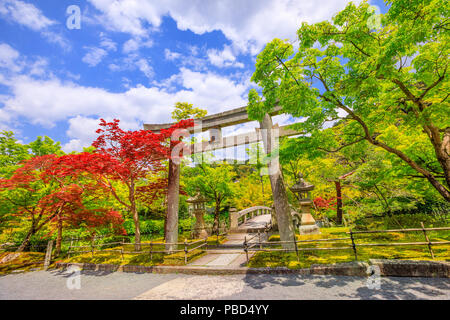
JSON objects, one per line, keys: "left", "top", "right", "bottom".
{"left": 186, "top": 192, "right": 207, "bottom": 204}
{"left": 290, "top": 173, "right": 315, "bottom": 193}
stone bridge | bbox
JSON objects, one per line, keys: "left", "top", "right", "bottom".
{"left": 229, "top": 206, "right": 273, "bottom": 233}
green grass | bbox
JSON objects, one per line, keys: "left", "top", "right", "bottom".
{"left": 248, "top": 226, "right": 450, "bottom": 269}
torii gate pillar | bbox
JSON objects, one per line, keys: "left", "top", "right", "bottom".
{"left": 165, "top": 157, "right": 180, "bottom": 252}
{"left": 259, "top": 113, "right": 295, "bottom": 249}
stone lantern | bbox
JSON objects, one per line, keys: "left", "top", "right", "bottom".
{"left": 290, "top": 173, "right": 320, "bottom": 235}
{"left": 186, "top": 192, "right": 208, "bottom": 238}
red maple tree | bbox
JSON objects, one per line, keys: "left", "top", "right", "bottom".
{"left": 0, "top": 155, "right": 125, "bottom": 253}
{"left": 56, "top": 118, "right": 193, "bottom": 250}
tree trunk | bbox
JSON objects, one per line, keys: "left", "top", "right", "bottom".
{"left": 163, "top": 211, "right": 167, "bottom": 240}
{"left": 260, "top": 175, "right": 264, "bottom": 197}
{"left": 16, "top": 227, "right": 34, "bottom": 252}
{"left": 129, "top": 183, "right": 141, "bottom": 251}
{"left": 213, "top": 200, "right": 221, "bottom": 234}
{"left": 55, "top": 215, "right": 63, "bottom": 256}
{"left": 131, "top": 204, "right": 141, "bottom": 251}
{"left": 335, "top": 180, "right": 343, "bottom": 225}
{"left": 259, "top": 113, "right": 295, "bottom": 249}
{"left": 165, "top": 158, "right": 180, "bottom": 252}
{"left": 423, "top": 124, "right": 450, "bottom": 190}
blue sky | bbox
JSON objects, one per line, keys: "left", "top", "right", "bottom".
{"left": 0, "top": 0, "right": 388, "bottom": 153}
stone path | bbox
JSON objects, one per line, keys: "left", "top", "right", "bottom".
{"left": 2, "top": 270, "right": 449, "bottom": 300}
{"left": 187, "top": 214, "right": 271, "bottom": 268}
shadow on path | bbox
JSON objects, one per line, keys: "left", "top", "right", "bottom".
{"left": 242, "top": 273, "right": 450, "bottom": 300}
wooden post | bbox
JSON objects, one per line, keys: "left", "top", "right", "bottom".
{"left": 184, "top": 239, "right": 188, "bottom": 265}
{"left": 335, "top": 180, "right": 343, "bottom": 225}
{"left": 349, "top": 228, "right": 358, "bottom": 261}
{"left": 68, "top": 238, "right": 73, "bottom": 258}
{"left": 149, "top": 241, "right": 153, "bottom": 261}
{"left": 244, "top": 236, "right": 249, "bottom": 265}
{"left": 421, "top": 222, "right": 435, "bottom": 259}
{"left": 258, "top": 230, "right": 262, "bottom": 250}
{"left": 91, "top": 236, "right": 95, "bottom": 257}
{"left": 43, "top": 240, "right": 53, "bottom": 271}
{"left": 121, "top": 238, "right": 124, "bottom": 260}
{"left": 294, "top": 235, "right": 299, "bottom": 262}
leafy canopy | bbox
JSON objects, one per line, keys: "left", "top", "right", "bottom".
{"left": 171, "top": 102, "right": 207, "bottom": 121}
{"left": 248, "top": 0, "right": 450, "bottom": 200}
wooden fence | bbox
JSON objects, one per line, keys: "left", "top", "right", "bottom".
{"left": 243, "top": 223, "right": 450, "bottom": 264}
{"left": 67, "top": 238, "right": 208, "bottom": 265}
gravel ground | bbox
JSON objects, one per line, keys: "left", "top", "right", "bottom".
{"left": 0, "top": 270, "right": 449, "bottom": 300}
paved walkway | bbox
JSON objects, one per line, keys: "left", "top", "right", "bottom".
{"left": 187, "top": 214, "right": 271, "bottom": 268}
{"left": 1, "top": 270, "right": 448, "bottom": 300}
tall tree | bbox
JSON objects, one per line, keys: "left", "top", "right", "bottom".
{"left": 89, "top": 119, "right": 192, "bottom": 250}
{"left": 248, "top": 0, "right": 450, "bottom": 201}
{"left": 0, "top": 131, "right": 30, "bottom": 178}
{"left": 184, "top": 163, "right": 236, "bottom": 233}
{"left": 171, "top": 102, "right": 207, "bottom": 121}
{"left": 0, "top": 155, "right": 124, "bottom": 252}
{"left": 28, "top": 136, "right": 64, "bottom": 157}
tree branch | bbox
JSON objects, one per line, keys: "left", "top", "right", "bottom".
{"left": 317, "top": 137, "right": 366, "bottom": 153}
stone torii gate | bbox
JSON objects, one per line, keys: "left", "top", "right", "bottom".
{"left": 144, "top": 105, "right": 298, "bottom": 249}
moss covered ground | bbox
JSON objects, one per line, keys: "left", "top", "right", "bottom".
{"left": 0, "top": 235, "right": 224, "bottom": 273}
{"left": 58, "top": 236, "right": 216, "bottom": 267}
{"left": 248, "top": 227, "right": 450, "bottom": 269}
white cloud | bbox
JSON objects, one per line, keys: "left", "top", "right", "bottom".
{"left": 122, "top": 37, "right": 153, "bottom": 53}
{"left": 164, "top": 48, "right": 181, "bottom": 61}
{"left": 81, "top": 33, "right": 118, "bottom": 67}
{"left": 207, "top": 45, "right": 244, "bottom": 68}
{"left": 41, "top": 31, "right": 72, "bottom": 51}
{"left": 0, "top": 1, "right": 70, "bottom": 50}
{"left": 1, "top": 66, "right": 250, "bottom": 149}
{"left": 135, "top": 58, "right": 154, "bottom": 78}
{"left": 82, "top": 47, "right": 108, "bottom": 67}
{"left": 123, "top": 38, "right": 139, "bottom": 53}
{"left": 87, "top": 0, "right": 359, "bottom": 55}
{"left": 28, "top": 57, "right": 48, "bottom": 77}
{"left": 0, "top": 43, "right": 22, "bottom": 72}
{"left": 62, "top": 139, "right": 85, "bottom": 153}
{"left": 0, "top": 43, "right": 52, "bottom": 83}
{"left": 0, "top": 0, "right": 55, "bottom": 31}
{"left": 99, "top": 33, "right": 117, "bottom": 51}
{"left": 109, "top": 53, "right": 155, "bottom": 78}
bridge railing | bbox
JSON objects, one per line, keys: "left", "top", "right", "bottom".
{"left": 230, "top": 206, "right": 273, "bottom": 230}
